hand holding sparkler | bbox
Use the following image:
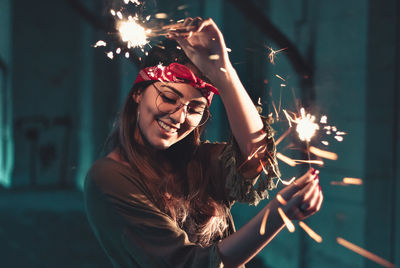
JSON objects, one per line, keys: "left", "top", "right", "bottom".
{"left": 273, "top": 168, "right": 323, "bottom": 221}
{"left": 167, "top": 17, "right": 231, "bottom": 82}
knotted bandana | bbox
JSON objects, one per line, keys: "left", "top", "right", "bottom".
{"left": 134, "top": 63, "right": 219, "bottom": 105}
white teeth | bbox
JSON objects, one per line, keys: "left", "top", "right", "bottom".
{"left": 157, "top": 120, "right": 177, "bottom": 133}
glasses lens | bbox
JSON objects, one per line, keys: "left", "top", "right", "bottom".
{"left": 156, "top": 90, "right": 209, "bottom": 127}
{"left": 156, "top": 90, "right": 180, "bottom": 114}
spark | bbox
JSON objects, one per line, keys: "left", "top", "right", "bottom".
{"left": 293, "top": 159, "right": 324, "bottom": 166}
{"left": 272, "top": 101, "right": 279, "bottom": 121}
{"left": 226, "top": 48, "right": 232, "bottom": 52}
{"left": 321, "top": 141, "right": 329, "bottom": 146}
{"left": 94, "top": 40, "right": 107, "bottom": 47}
{"left": 343, "top": 177, "right": 363, "bottom": 185}
{"left": 116, "top": 48, "right": 121, "bottom": 54}
{"left": 299, "top": 221, "right": 322, "bottom": 243}
{"left": 123, "top": 0, "right": 129, "bottom": 4}
{"left": 110, "top": 9, "right": 116, "bottom": 16}
{"left": 276, "top": 194, "right": 287, "bottom": 205}
{"left": 278, "top": 207, "right": 295, "bottom": 232}
{"left": 177, "top": 4, "right": 189, "bottom": 10}
{"left": 280, "top": 84, "right": 286, "bottom": 87}
{"left": 331, "top": 181, "right": 347, "bottom": 186}
{"left": 220, "top": 67, "right": 227, "bottom": 72}
{"left": 125, "top": 52, "right": 130, "bottom": 58}
{"left": 146, "top": 15, "right": 151, "bottom": 21}
{"left": 282, "top": 109, "right": 293, "bottom": 128}
{"left": 259, "top": 208, "right": 270, "bottom": 235}
{"left": 106, "top": 52, "right": 114, "bottom": 59}
{"left": 118, "top": 20, "right": 149, "bottom": 48}
{"left": 275, "top": 128, "right": 292, "bottom": 145}
{"left": 268, "top": 47, "right": 287, "bottom": 64}
{"left": 334, "top": 136, "right": 344, "bottom": 142}
{"left": 336, "top": 237, "right": 395, "bottom": 268}
{"left": 320, "top": 115, "right": 328, "bottom": 124}
{"left": 336, "top": 131, "right": 347, "bottom": 135}
{"left": 208, "top": 54, "right": 220, "bottom": 60}
{"left": 155, "top": 13, "right": 168, "bottom": 19}
{"left": 309, "top": 146, "right": 338, "bottom": 160}
{"left": 295, "top": 108, "right": 319, "bottom": 142}
{"left": 275, "top": 74, "right": 286, "bottom": 81}
{"left": 277, "top": 152, "right": 296, "bottom": 167}
{"left": 247, "top": 144, "right": 266, "bottom": 161}
{"left": 116, "top": 11, "right": 123, "bottom": 19}
{"left": 280, "top": 177, "right": 296, "bottom": 185}
{"left": 237, "top": 144, "right": 267, "bottom": 171}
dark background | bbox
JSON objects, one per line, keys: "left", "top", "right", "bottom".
{"left": 0, "top": 0, "right": 399, "bottom": 267}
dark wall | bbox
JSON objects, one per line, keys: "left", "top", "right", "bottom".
{"left": 0, "top": 0, "right": 398, "bottom": 267}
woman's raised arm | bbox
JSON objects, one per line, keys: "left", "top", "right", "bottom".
{"left": 170, "top": 18, "right": 268, "bottom": 176}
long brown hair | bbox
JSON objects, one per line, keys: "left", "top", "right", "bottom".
{"left": 107, "top": 40, "right": 228, "bottom": 246}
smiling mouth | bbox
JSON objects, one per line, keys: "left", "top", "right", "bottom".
{"left": 157, "top": 120, "right": 178, "bottom": 133}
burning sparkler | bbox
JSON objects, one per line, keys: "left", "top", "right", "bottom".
{"left": 295, "top": 108, "right": 319, "bottom": 142}
{"left": 118, "top": 20, "right": 151, "bottom": 48}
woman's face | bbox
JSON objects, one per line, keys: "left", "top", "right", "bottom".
{"left": 134, "top": 81, "right": 208, "bottom": 150}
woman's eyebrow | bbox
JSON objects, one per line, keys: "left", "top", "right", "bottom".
{"left": 160, "top": 85, "right": 207, "bottom": 106}
{"left": 160, "top": 85, "right": 184, "bottom": 97}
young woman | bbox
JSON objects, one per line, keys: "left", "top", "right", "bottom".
{"left": 84, "top": 18, "right": 323, "bottom": 267}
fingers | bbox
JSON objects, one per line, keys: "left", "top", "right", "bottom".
{"left": 293, "top": 183, "right": 323, "bottom": 219}
{"left": 315, "top": 188, "right": 324, "bottom": 211}
{"left": 299, "top": 180, "right": 320, "bottom": 212}
{"left": 279, "top": 168, "right": 318, "bottom": 200}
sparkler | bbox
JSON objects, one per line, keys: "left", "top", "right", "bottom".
{"left": 118, "top": 20, "right": 150, "bottom": 48}
{"left": 337, "top": 237, "right": 395, "bottom": 268}
{"left": 295, "top": 108, "right": 319, "bottom": 142}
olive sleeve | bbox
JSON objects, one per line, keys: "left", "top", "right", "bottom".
{"left": 84, "top": 158, "right": 223, "bottom": 268}
{"left": 198, "top": 116, "right": 280, "bottom": 206}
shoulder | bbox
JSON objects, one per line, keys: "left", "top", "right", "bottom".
{"left": 85, "top": 157, "right": 143, "bottom": 197}
{"left": 86, "top": 157, "right": 128, "bottom": 184}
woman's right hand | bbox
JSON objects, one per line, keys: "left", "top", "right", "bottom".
{"left": 273, "top": 168, "right": 323, "bottom": 220}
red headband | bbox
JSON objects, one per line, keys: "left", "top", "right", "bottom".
{"left": 133, "top": 63, "right": 219, "bottom": 105}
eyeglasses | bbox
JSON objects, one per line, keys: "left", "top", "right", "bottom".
{"left": 153, "top": 83, "right": 209, "bottom": 127}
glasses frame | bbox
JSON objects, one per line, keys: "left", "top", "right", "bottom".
{"left": 152, "top": 83, "right": 210, "bottom": 127}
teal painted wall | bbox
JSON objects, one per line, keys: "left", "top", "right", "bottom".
{"left": 0, "top": 0, "right": 14, "bottom": 188}
{"left": 0, "top": 0, "right": 398, "bottom": 267}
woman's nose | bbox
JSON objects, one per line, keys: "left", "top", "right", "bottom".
{"left": 169, "top": 105, "right": 187, "bottom": 124}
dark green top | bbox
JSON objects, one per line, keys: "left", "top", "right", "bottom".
{"left": 84, "top": 134, "right": 279, "bottom": 268}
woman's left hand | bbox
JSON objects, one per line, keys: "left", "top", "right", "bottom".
{"left": 168, "top": 17, "right": 231, "bottom": 82}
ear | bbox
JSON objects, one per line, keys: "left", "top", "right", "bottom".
{"left": 132, "top": 90, "right": 142, "bottom": 104}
